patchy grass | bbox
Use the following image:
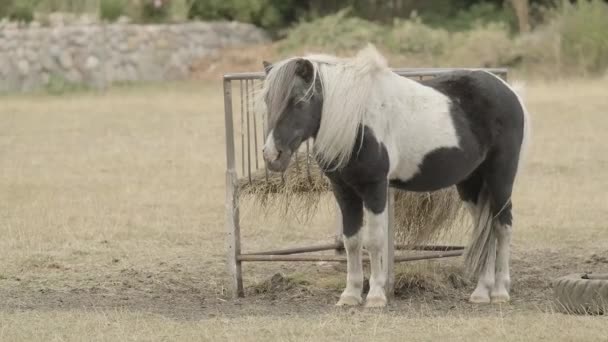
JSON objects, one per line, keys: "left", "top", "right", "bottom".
{"left": 0, "top": 77, "right": 607, "bottom": 340}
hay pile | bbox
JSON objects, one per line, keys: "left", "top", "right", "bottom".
{"left": 239, "top": 152, "right": 465, "bottom": 245}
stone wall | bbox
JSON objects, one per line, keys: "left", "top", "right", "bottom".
{"left": 0, "top": 21, "right": 268, "bottom": 92}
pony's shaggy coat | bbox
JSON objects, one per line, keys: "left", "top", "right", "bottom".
{"left": 260, "top": 45, "right": 530, "bottom": 306}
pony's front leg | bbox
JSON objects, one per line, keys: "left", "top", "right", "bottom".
{"left": 331, "top": 183, "right": 365, "bottom": 306}
{"left": 364, "top": 205, "right": 389, "bottom": 307}
{"left": 336, "top": 231, "right": 364, "bottom": 306}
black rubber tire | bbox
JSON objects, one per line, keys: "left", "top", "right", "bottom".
{"left": 553, "top": 273, "right": 608, "bottom": 315}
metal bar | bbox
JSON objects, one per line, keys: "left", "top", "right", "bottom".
{"left": 223, "top": 68, "right": 508, "bottom": 81}
{"left": 223, "top": 78, "right": 244, "bottom": 298}
{"left": 251, "top": 80, "right": 259, "bottom": 170}
{"left": 241, "top": 242, "right": 341, "bottom": 256}
{"left": 394, "top": 250, "right": 463, "bottom": 262}
{"left": 245, "top": 80, "right": 252, "bottom": 183}
{"left": 223, "top": 79, "right": 236, "bottom": 172}
{"left": 237, "top": 250, "right": 463, "bottom": 262}
{"left": 401, "top": 245, "right": 465, "bottom": 251}
{"left": 239, "top": 80, "right": 245, "bottom": 176}
{"left": 240, "top": 242, "right": 465, "bottom": 256}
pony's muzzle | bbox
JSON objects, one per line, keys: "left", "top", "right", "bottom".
{"left": 263, "top": 147, "right": 291, "bottom": 172}
{"left": 263, "top": 132, "right": 291, "bottom": 172}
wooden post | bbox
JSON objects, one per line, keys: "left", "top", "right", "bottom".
{"left": 224, "top": 78, "right": 244, "bottom": 297}
{"left": 385, "top": 189, "right": 396, "bottom": 299}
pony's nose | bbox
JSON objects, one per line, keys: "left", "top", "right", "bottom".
{"left": 263, "top": 145, "right": 282, "bottom": 162}
{"left": 263, "top": 131, "right": 282, "bottom": 162}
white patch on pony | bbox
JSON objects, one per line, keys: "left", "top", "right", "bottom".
{"left": 315, "top": 44, "right": 460, "bottom": 177}
{"left": 262, "top": 129, "right": 279, "bottom": 162}
{"left": 492, "top": 223, "right": 511, "bottom": 303}
{"left": 364, "top": 207, "right": 388, "bottom": 307}
{"left": 469, "top": 256, "right": 495, "bottom": 303}
{"left": 370, "top": 76, "right": 460, "bottom": 182}
{"left": 337, "top": 232, "right": 364, "bottom": 306}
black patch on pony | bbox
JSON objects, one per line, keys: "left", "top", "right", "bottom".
{"left": 324, "top": 126, "right": 389, "bottom": 237}
{"left": 421, "top": 70, "right": 524, "bottom": 225}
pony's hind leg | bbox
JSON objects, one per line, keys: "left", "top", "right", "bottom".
{"left": 485, "top": 160, "right": 517, "bottom": 303}
{"left": 331, "top": 180, "right": 364, "bottom": 306}
{"left": 492, "top": 221, "right": 512, "bottom": 303}
{"left": 478, "top": 150, "right": 518, "bottom": 304}
{"left": 458, "top": 171, "right": 495, "bottom": 304}
{"left": 467, "top": 195, "right": 497, "bottom": 304}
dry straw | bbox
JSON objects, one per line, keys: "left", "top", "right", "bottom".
{"left": 239, "top": 151, "right": 465, "bottom": 245}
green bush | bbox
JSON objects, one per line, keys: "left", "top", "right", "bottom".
{"left": 34, "top": 0, "right": 98, "bottom": 14}
{"left": 448, "top": 22, "right": 518, "bottom": 67}
{"left": 558, "top": 0, "right": 608, "bottom": 73}
{"left": 140, "top": 0, "right": 171, "bottom": 23}
{"left": 45, "top": 73, "right": 87, "bottom": 95}
{"left": 279, "top": 9, "right": 387, "bottom": 52}
{"left": 386, "top": 17, "right": 450, "bottom": 55}
{"left": 279, "top": 10, "right": 520, "bottom": 69}
{"left": 188, "top": 0, "right": 308, "bottom": 33}
{"left": 423, "top": 2, "right": 518, "bottom": 32}
{"left": 167, "top": 0, "right": 192, "bottom": 21}
{"left": 2, "top": 0, "right": 37, "bottom": 22}
{"left": 100, "top": 0, "right": 126, "bottom": 22}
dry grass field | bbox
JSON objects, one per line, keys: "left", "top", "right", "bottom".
{"left": 1, "top": 77, "right": 607, "bottom": 341}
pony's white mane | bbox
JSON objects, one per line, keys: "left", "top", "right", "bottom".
{"left": 257, "top": 44, "right": 390, "bottom": 169}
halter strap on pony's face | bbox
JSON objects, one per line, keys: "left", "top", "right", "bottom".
{"left": 261, "top": 58, "right": 323, "bottom": 173}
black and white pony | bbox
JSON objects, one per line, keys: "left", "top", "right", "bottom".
{"left": 259, "top": 45, "right": 530, "bottom": 307}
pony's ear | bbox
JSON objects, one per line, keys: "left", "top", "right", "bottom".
{"left": 262, "top": 61, "right": 273, "bottom": 74}
{"left": 295, "top": 59, "right": 314, "bottom": 83}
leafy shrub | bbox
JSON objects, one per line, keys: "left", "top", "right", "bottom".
{"left": 140, "top": 0, "right": 171, "bottom": 23}
{"left": 2, "top": 0, "right": 36, "bottom": 23}
{"left": 557, "top": 0, "right": 608, "bottom": 74}
{"left": 386, "top": 17, "right": 450, "bottom": 55}
{"left": 448, "top": 22, "right": 518, "bottom": 67}
{"left": 188, "top": 0, "right": 309, "bottom": 33}
{"left": 32, "top": 0, "right": 99, "bottom": 14}
{"left": 279, "top": 9, "right": 387, "bottom": 53}
{"left": 167, "top": 0, "right": 192, "bottom": 22}
{"left": 100, "top": 0, "right": 127, "bottom": 22}
{"left": 423, "top": 2, "right": 518, "bottom": 32}
{"left": 280, "top": 9, "right": 516, "bottom": 68}
{"left": 45, "top": 73, "right": 87, "bottom": 95}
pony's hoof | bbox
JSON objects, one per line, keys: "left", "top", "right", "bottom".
{"left": 365, "top": 295, "right": 387, "bottom": 308}
{"left": 336, "top": 295, "right": 362, "bottom": 306}
{"left": 491, "top": 293, "right": 510, "bottom": 304}
{"left": 469, "top": 293, "right": 491, "bottom": 304}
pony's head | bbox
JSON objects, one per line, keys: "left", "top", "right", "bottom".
{"left": 259, "top": 45, "right": 388, "bottom": 172}
{"left": 261, "top": 58, "right": 322, "bottom": 172}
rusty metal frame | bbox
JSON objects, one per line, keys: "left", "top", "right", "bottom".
{"left": 223, "top": 67, "right": 508, "bottom": 298}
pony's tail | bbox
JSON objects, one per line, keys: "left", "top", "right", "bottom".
{"left": 464, "top": 186, "right": 496, "bottom": 277}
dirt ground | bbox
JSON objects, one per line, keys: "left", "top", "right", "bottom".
{"left": 1, "top": 78, "right": 607, "bottom": 340}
